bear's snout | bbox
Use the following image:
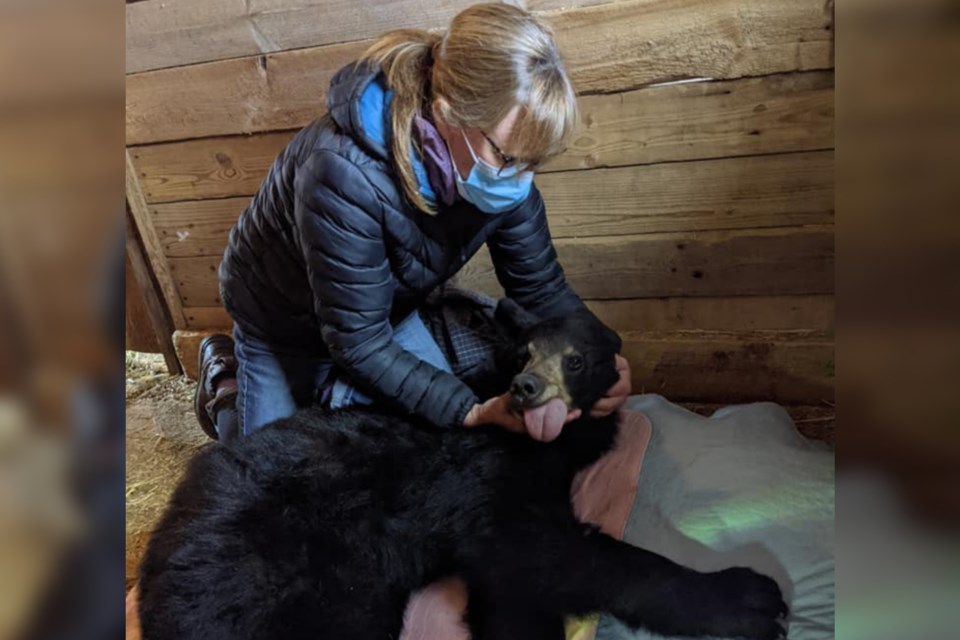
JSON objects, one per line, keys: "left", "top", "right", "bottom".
{"left": 510, "top": 373, "right": 544, "bottom": 406}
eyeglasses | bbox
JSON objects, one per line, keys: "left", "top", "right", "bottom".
{"left": 459, "top": 127, "right": 533, "bottom": 177}
{"left": 480, "top": 130, "right": 518, "bottom": 175}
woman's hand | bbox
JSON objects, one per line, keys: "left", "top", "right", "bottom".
{"left": 464, "top": 393, "right": 525, "bottom": 434}
{"left": 464, "top": 393, "right": 580, "bottom": 441}
{"left": 590, "top": 354, "right": 632, "bottom": 418}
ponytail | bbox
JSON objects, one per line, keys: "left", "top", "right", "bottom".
{"left": 361, "top": 29, "right": 441, "bottom": 214}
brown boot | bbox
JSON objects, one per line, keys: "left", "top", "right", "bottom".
{"left": 194, "top": 334, "right": 238, "bottom": 440}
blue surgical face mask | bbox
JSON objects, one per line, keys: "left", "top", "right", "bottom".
{"left": 452, "top": 128, "right": 534, "bottom": 214}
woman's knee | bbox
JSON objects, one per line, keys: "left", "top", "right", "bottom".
{"left": 236, "top": 358, "right": 298, "bottom": 435}
{"left": 234, "top": 329, "right": 304, "bottom": 434}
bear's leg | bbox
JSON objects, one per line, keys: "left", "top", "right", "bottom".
{"left": 276, "top": 588, "right": 407, "bottom": 640}
{"left": 463, "top": 586, "right": 565, "bottom": 640}
{"left": 465, "top": 519, "right": 786, "bottom": 640}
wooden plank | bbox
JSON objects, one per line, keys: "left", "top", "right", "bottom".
{"left": 621, "top": 329, "right": 834, "bottom": 404}
{"left": 587, "top": 295, "right": 834, "bottom": 334}
{"left": 125, "top": 208, "right": 182, "bottom": 374}
{"left": 184, "top": 306, "right": 234, "bottom": 330}
{"left": 151, "top": 198, "right": 248, "bottom": 258}
{"left": 126, "top": 0, "right": 252, "bottom": 74}
{"left": 173, "top": 330, "right": 209, "bottom": 379}
{"left": 131, "top": 72, "right": 833, "bottom": 204}
{"left": 126, "top": 40, "right": 363, "bottom": 145}
{"left": 537, "top": 151, "right": 834, "bottom": 238}
{"left": 124, "top": 0, "right": 655, "bottom": 74}
{"left": 174, "top": 326, "right": 834, "bottom": 404}
{"left": 172, "top": 225, "right": 833, "bottom": 307}
{"left": 168, "top": 256, "right": 223, "bottom": 307}
{"left": 148, "top": 151, "right": 833, "bottom": 257}
{"left": 551, "top": 0, "right": 832, "bottom": 94}
{"left": 126, "top": 0, "right": 833, "bottom": 144}
{"left": 126, "top": 150, "right": 186, "bottom": 328}
{"left": 456, "top": 226, "right": 834, "bottom": 300}
{"left": 125, "top": 249, "right": 161, "bottom": 353}
{"left": 179, "top": 294, "right": 834, "bottom": 333}
{"left": 131, "top": 131, "right": 293, "bottom": 203}
{"left": 547, "top": 71, "right": 834, "bottom": 171}
{"left": 125, "top": 0, "right": 477, "bottom": 74}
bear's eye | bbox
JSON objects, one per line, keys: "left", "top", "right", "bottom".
{"left": 566, "top": 354, "right": 584, "bottom": 371}
{"left": 515, "top": 344, "right": 530, "bottom": 366}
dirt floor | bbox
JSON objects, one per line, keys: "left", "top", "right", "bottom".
{"left": 124, "top": 352, "right": 835, "bottom": 588}
{"left": 125, "top": 352, "right": 210, "bottom": 589}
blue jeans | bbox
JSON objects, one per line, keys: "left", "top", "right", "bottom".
{"left": 234, "top": 311, "right": 453, "bottom": 436}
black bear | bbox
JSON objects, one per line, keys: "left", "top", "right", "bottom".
{"left": 138, "top": 301, "right": 787, "bottom": 640}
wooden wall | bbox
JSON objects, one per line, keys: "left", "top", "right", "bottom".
{"left": 125, "top": 0, "right": 835, "bottom": 403}
{"left": 125, "top": 250, "right": 161, "bottom": 353}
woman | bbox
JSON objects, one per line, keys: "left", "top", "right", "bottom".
{"left": 195, "top": 3, "right": 631, "bottom": 446}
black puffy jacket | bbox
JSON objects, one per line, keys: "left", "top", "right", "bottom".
{"left": 220, "top": 62, "right": 584, "bottom": 428}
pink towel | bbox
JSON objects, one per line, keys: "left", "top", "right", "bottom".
{"left": 400, "top": 410, "right": 652, "bottom": 639}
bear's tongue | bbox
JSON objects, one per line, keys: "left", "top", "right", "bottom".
{"left": 522, "top": 397, "right": 568, "bottom": 442}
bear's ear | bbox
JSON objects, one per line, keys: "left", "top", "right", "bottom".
{"left": 601, "top": 323, "right": 623, "bottom": 353}
{"left": 574, "top": 308, "right": 622, "bottom": 354}
{"left": 494, "top": 298, "right": 539, "bottom": 334}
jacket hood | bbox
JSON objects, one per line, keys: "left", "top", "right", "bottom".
{"left": 325, "top": 61, "right": 390, "bottom": 162}
{"left": 326, "top": 61, "right": 442, "bottom": 207}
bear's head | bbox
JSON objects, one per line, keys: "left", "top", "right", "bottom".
{"left": 493, "top": 300, "right": 622, "bottom": 417}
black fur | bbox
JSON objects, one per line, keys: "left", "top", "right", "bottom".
{"left": 138, "top": 305, "right": 786, "bottom": 640}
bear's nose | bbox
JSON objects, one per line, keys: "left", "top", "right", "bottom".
{"left": 510, "top": 373, "right": 543, "bottom": 402}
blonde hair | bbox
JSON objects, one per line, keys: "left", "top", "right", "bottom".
{"left": 360, "top": 3, "right": 578, "bottom": 214}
